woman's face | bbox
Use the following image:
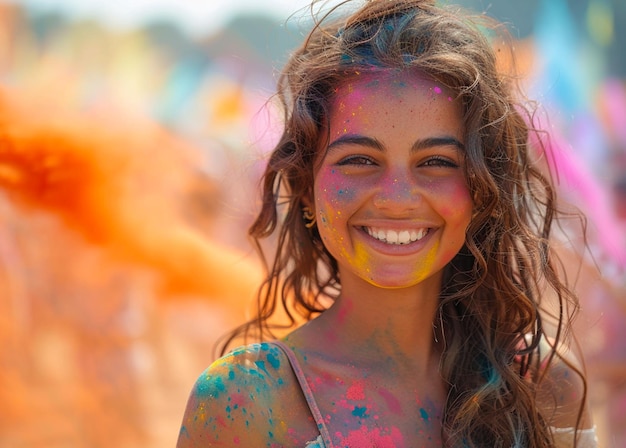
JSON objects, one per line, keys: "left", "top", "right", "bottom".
{"left": 313, "top": 71, "right": 472, "bottom": 290}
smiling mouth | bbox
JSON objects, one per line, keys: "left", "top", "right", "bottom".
{"left": 364, "top": 227, "right": 430, "bottom": 245}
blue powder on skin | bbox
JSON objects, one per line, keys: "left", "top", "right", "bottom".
{"left": 195, "top": 373, "right": 226, "bottom": 398}
{"left": 352, "top": 406, "right": 369, "bottom": 418}
{"left": 255, "top": 360, "right": 270, "bottom": 376}
{"left": 266, "top": 353, "right": 280, "bottom": 369}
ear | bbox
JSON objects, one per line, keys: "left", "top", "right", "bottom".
{"left": 300, "top": 190, "right": 315, "bottom": 212}
{"left": 300, "top": 196, "right": 314, "bottom": 212}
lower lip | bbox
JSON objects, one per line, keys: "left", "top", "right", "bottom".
{"left": 358, "top": 227, "right": 433, "bottom": 255}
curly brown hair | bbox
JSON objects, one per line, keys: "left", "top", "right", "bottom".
{"left": 222, "top": 1, "right": 587, "bottom": 446}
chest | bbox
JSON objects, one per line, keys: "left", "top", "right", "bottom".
{"left": 316, "top": 379, "right": 444, "bottom": 446}
{"left": 266, "top": 341, "right": 447, "bottom": 447}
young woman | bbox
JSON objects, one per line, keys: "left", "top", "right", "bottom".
{"left": 177, "top": 1, "right": 597, "bottom": 446}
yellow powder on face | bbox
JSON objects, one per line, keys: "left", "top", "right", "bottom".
{"left": 411, "top": 241, "right": 439, "bottom": 283}
{"left": 348, "top": 239, "right": 441, "bottom": 287}
{"left": 352, "top": 240, "right": 371, "bottom": 272}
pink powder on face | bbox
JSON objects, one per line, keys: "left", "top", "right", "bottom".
{"left": 433, "top": 86, "right": 442, "bottom": 94}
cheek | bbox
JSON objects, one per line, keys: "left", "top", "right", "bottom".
{"left": 427, "top": 177, "right": 472, "bottom": 258}
{"left": 453, "top": 182, "right": 473, "bottom": 224}
{"left": 314, "top": 169, "right": 372, "bottom": 267}
{"left": 432, "top": 177, "right": 473, "bottom": 223}
{"left": 314, "top": 168, "right": 358, "bottom": 225}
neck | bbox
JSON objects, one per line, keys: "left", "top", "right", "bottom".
{"left": 309, "top": 279, "right": 443, "bottom": 376}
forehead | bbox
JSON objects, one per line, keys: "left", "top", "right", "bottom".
{"left": 331, "top": 70, "right": 453, "bottom": 103}
{"left": 326, "top": 69, "right": 462, "bottom": 135}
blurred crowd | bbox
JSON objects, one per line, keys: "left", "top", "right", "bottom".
{"left": 0, "top": 1, "right": 623, "bottom": 447}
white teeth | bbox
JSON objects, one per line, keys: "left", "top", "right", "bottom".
{"left": 365, "top": 227, "right": 429, "bottom": 245}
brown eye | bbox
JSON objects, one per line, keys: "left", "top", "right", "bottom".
{"left": 420, "top": 156, "right": 459, "bottom": 168}
{"left": 337, "top": 155, "right": 377, "bottom": 166}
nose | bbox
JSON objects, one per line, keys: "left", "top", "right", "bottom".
{"left": 372, "top": 170, "right": 421, "bottom": 212}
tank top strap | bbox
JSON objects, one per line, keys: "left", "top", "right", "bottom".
{"left": 271, "top": 340, "right": 335, "bottom": 448}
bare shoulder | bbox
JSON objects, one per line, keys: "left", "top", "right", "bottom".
{"left": 176, "top": 342, "right": 302, "bottom": 447}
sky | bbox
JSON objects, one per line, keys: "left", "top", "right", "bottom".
{"left": 5, "top": 0, "right": 316, "bottom": 35}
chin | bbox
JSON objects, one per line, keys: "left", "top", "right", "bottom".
{"left": 362, "top": 267, "right": 444, "bottom": 291}
{"left": 365, "top": 276, "right": 429, "bottom": 290}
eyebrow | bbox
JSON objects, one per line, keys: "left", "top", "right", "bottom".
{"left": 327, "top": 134, "right": 465, "bottom": 153}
